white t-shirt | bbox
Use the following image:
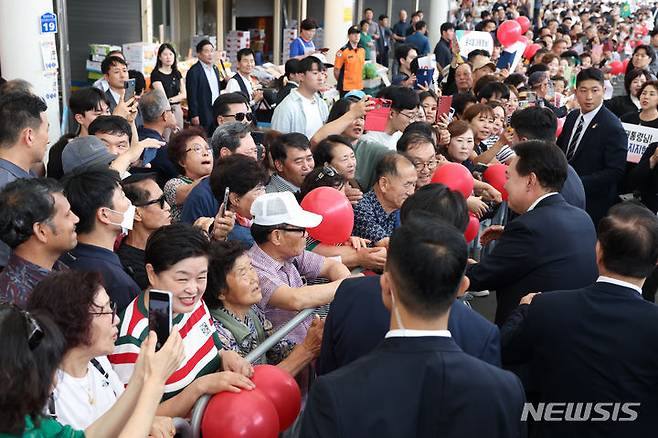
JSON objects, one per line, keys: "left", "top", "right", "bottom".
{"left": 301, "top": 94, "right": 323, "bottom": 139}
{"left": 53, "top": 356, "right": 125, "bottom": 429}
{"left": 361, "top": 131, "right": 403, "bottom": 151}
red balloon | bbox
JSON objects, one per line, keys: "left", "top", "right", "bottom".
{"left": 431, "top": 162, "right": 474, "bottom": 198}
{"left": 301, "top": 187, "right": 354, "bottom": 245}
{"left": 202, "top": 389, "right": 279, "bottom": 438}
{"left": 464, "top": 214, "right": 479, "bottom": 243}
{"left": 251, "top": 365, "right": 302, "bottom": 432}
{"left": 515, "top": 16, "right": 531, "bottom": 34}
{"left": 609, "top": 60, "right": 624, "bottom": 75}
{"left": 556, "top": 117, "right": 565, "bottom": 138}
{"left": 497, "top": 20, "right": 523, "bottom": 47}
{"left": 622, "top": 58, "right": 630, "bottom": 71}
{"left": 523, "top": 43, "right": 542, "bottom": 60}
{"left": 483, "top": 164, "right": 509, "bottom": 201}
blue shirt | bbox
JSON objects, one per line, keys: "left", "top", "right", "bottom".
{"left": 137, "top": 127, "right": 178, "bottom": 187}
{"left": 228, "top": 223, "right": 255, "bottom": 248}
{"left": 405, "top": 31, "right": 431, "bottom": 56}
{"left": 181, "top": 178, "right": 219, "bottom": 224}
{"left": 289, "top": 37, "right": 315, "bottom": 57}
{"left": 60, "top": 243, "right": 140, "bottom": 311}
{"left": 352, "top": 190, "right": 399, "bottom": 243}
{"left": 0, "top": 159, "right": 34, "bottom": 266}
{"left": 392, "top": 20, "right": 411, "bottom": 38}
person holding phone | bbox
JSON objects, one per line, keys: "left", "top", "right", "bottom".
{"left": 26, "top": 271, "right": 179, "bottom": 437}
{"left": 0, "top": 301, "right": 184, "bottom": 437}
{"left": 110, "top": 223, "right": 255, "bottom": 419}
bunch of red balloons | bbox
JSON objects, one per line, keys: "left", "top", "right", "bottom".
{"left": 483, "top": 164, "right": 509, "bottom": 201}
{"left": 497, "top": 16, "right": 532, "bottom": 49}
{"left": 202, "top": 365, "right": 302, "bottom": 438}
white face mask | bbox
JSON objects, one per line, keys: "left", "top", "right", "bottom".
{"left": 107, "top": 204, "right": 135, "bottom": 234}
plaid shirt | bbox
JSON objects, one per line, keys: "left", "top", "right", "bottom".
{"left": 247, "top": 243, "right": 324, "bottom": 344}
{"left": 0, "top": 254, "right": 66, "bottom": 308}
{"left": 265, "top": 173, "right": 300, "bottom": 194}
{"left": 353, "top": 190, "right": 399, "bottom": 243}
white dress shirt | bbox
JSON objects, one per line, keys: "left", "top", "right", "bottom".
{"left": 385, "top": 329, "right": 452, "bottom": 338}
{"left": 527, "top": 192, "right": 559, "bottom": 212}
{"left": 597, "top": 275, "right": 643, "bottom": 295}
{"left": 567, "top": 102, "right": 603, "bottom": 157}
{"left": 201, "top": 61, "right": 220, "bottom": 104}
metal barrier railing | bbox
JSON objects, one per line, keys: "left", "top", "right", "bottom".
{"left": 190, "top": 307, "right": 318, "bottom": 438}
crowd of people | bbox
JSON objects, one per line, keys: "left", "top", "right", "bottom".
{"left": 1, "top": 0, "right": 658, "bottom": 436}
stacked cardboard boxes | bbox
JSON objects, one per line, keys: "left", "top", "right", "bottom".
{"left": 225, "top": 30, "right": 250, "bottom": 63}
{"left": 122, "top": 42, "right": 159, "bottom": 76}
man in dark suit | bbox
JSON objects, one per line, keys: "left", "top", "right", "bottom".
{"left": 318, "top": 184, "right": 501, "bottom": 375}
{"left": 318, "top": 275, "right": 501, "bottom": 374}
{"left": 467, "top": 141, "right": 598, "bottom": 326}
{"left": 509, "top": 106, "right": 585, "bottom": 209}
{"left": 186, "top": 39, "right": 222, "bottom": 136}
{"left": 557, "top": 68, "right": 628, "bottom": 225}
{"left": 502, "top": 202, "right": 658, "bottom": 437}
{"left": 301, "top": 217, "right": 525, "bottom": 438}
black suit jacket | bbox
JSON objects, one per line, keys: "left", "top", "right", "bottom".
{"left": 302, "top": 336, "right": 526, "bottom": 438}
{"left": 501, "top": 281, "right": 658, "bottom": 437}
{"left": 317, "top": 275, "right": 501, "bottom": 375}
{"left": 466, "top": 194, "right": 598, "bottom": 325}
{"left": 557, "top": 106, "right": 628, "bottom": 224}
{"left": 185, "top": 61, "right": 221, "bottom": 135}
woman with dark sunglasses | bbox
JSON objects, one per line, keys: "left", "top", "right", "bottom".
{"left": 0, "top": 282, "right": 183, "bottom": 436}
{"left": 25, "top": 271, "right": 181, "bottom": 437}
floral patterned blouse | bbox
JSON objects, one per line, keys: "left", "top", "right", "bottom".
{"left": 210, "top": 305, "right": 295, "bottom": 365}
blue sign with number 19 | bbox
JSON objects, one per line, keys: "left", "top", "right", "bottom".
{"left": 40, "top": 13, "right": 57, "bottom": 34}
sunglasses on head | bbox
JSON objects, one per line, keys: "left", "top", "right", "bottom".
{"left": 314, "top": 166, "right": 337, "bottom": 182}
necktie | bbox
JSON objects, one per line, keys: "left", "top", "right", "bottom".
{"left": 566, "top": 115, "right": 584, "bottom": 161}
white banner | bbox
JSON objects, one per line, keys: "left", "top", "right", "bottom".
{"left": 622, "top": 123, "right": 658, "bottom": 163}
{"left": 455, "top": 30, "right": 494, "bottom": 59}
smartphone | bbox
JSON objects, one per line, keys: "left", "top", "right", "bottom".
{"left": 414, "top": 68, "right": 434, "bottom": 90}
{"left": 148, "top": 290, "right": 172, "bottom": 351}
{"left": 436, "top": 95, "right": 454, "bottom": 122}
{"left": 364, "top": 98, "right": 392, "bottom": 132}
{"left": 218, "top": 186, "right": 230, "bottom": 217}
{"left": 123, "top": 79, "right": 136, "bottom": 102}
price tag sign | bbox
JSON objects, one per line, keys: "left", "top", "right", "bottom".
{"left": 40, "top": 13, "right": 58, "bottom": 34}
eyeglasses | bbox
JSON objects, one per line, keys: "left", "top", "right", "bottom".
{"left": 90, "top": 301, "right": 117, "bottom": 320}
{"left": 185, "top": 143, "right": 213, "bottom": 155}
{"left": 24, "top": 311, "right": 44, "bottom": 351}
{"left": 224, "top": 112, "right": 254, "bottom": 122}
{"left": 135, "top": 194, "right": 167, "bottom": 209}
{"left": 276, "top": 226, "right": 308, "bottom": 236}
{"left": 314, "top": 166, "right": 337, "bottom": 182}
{"left": 397, "top": 111, "right": 418, "bottom": 120}
{"left": 413, "top": 159, "right": 439, "bottom": 171}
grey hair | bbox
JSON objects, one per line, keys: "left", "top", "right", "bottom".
{"left": 0, "top": 79, "right": 34, "bottom": 96}
{"left": 138, "top": 89, "right": 170, "bottom": 123}
{"left": 210, "top": 121, "right": 250, "bottom": 153}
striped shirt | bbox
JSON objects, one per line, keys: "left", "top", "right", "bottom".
{"left": 109, "top": 293, "right": 222, "bottom": 400}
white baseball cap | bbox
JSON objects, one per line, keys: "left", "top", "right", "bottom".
{"left": 250, "top": 191, "right": 322, "bottom": 228}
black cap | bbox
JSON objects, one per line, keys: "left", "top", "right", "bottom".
{"left": 348, "top": 25, "right": 360, "bottom": 35}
